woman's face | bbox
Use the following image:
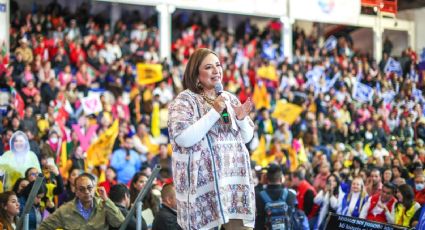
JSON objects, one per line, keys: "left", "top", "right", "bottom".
{"left": 34, "top": 193, "right": 44, "bottom": 205}
{"left": 384, "top": 170, "right": 392, "bottom": 182}
{"left": 69, "top": 169, "right": 80, "bottom": 185}
{"left": 133, "top": 175, "right": 148, "bottom": 191}
{"left": 28, "top": 168, "right": 39, "bottom": 182}
{"left": 5, "top": 195, "right": 20, "bottom": 217}
{"left": 106, "top": 168, "right": 116, "bottom": 182}
{"left": 351, "top": 178, "right": 363, "bottom": 193}
{"left": 198, "top": 53, "right": 222, "bottom": 91}
{"left": 328, "top": 176, "right": 337, "bottom": 189}
{"left": 13, "top": 135, "right": 26, "bottom": 152}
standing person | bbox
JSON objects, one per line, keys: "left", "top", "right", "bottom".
{"left": 395, "top": 184, "right": 421, "bottom": 227}
{"left": 365, "top": 168, "right": 383, "bottom": 196}
{"left": 0, "top": 191, "right": 20, "bottom": 230}
{"left": 338, "top": 177, "right": 368, "bottom": 218}
{"left": 314, "top": 174, "right": 343, "bottom": 230}
{"left": 291, "top": 169, "right": 320, "bottom": 228}
{"left": 109, "top": 183, "right": 147, "bottom": 230}
{"left": 168, "top": 48, "right": 255, "bottom": 229}
{"left": 152, "top": 183, "right": 183, "bottom": 230}
{"left": 110, "top": 136, "right": 142, "bottom": 184}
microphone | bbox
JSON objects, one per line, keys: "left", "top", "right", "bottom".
{"left": 214, "top": 83, "right": 230, "bottom": 124}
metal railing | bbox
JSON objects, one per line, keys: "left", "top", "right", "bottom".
{"left": 119, "top": 165, "right": 161, "bottom": 230}
{"left": 17, "top": 174, "right": 45, "bottom": 230}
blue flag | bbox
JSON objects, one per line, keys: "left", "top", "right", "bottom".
{"left": 323, "top": 36, "right": 337, "bottom": 51}
{"left": 353, "top": 82, "right": 374, "bottom": 102}
{"left": 384, "top": 57, "right": 403, "bottom": 76}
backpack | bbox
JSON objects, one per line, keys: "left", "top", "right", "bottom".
{"left": 260, "top": 189, "right": 310, "bottom": 230}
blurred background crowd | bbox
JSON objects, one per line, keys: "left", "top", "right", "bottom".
{"left": 0, "top": 0, "right": 424, "bottom": 229}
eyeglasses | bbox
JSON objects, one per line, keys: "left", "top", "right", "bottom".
{"left": 78, "top": 186, "right": 94, "bottom": 193}
{"left": 30, "top": 173, "right": 38, "bottom": 177}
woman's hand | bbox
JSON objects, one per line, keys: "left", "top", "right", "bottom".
{"left": 233, "top": 97, "right": 253, "bottom": 120}
{"left": 213, "top": 95, "right": 227, "bottom": 114}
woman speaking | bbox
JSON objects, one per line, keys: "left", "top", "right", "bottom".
{"left": 168, "top": 48, "right": 255, "bottom": 230}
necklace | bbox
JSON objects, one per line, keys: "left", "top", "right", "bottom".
{"left": 200, "top": 92, "right": 216, "bottom": 106}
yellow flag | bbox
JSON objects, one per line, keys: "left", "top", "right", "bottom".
{"left": 251, "top": 136, "right": 275, "bottom": 167}
{"left": 297, "top": 138, "right": 308, "bottom": 164}
{"left": 252, "top": 84, "right": 270, "bottom": 110}
{"left": 364, "top": 143, "right": 373, "bottom": 157}
{"left": 87, "top": 120, "right": 120, "bottom": 167}
{"left": 151, "top": 102, "right": 160, "bottom": 137}
{"left": 136, "top": 63, "right": 163, "bottom": 85}
{"left": 272, "top": 101, "right": 303, "bottom": 125}
{"left": 287, "top": 147, "right": 299, "bottom": 172}
{"left": 257, "top": 65, "right": 278, "bottom": 81}
{"left": 59, "top": 141, "right": 67, "bottom": 177}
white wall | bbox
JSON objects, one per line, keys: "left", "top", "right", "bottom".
{"left": 351, "top": 28, "right": 373, "bottom": 55}
{"left": 0, "top": 0, "right": 8, "bottom": 53}
{"left": 398, "top": 7, "right": 425, "bottom": 55}
{"left": 382, "top": 30, "right": 408, "bottom": 56}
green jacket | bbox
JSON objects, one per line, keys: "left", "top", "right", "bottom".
{"left": 38, "top": 197, "right": 125, "bottom": 230}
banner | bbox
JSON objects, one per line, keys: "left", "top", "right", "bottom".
{"left": 290, "top": 0, "right": 360, "bottom": 25}
{"left": 272, "top": 101, "right": 303, "bottom": 125}
{"left": 136, "top": 63, "right": 163, "bottom": 85}
{"left": 257, "top": 65, "right": 278, "bottom": 81}
{"left": 325, "top": 213, "right": 410, "bottom": 230}
{"left": 352, "top": 82, "right": 374, "bottom": 103}
{"left": 381, "top": 90, "right": 396, "bottom": 104}
{"left": 81, "top": 95, "right": 103, "bottom": 115}
{"left": 86, "top": 120, "right": 119, "bottom": 167}
{"left": 384, "top": 57, "right": 403, "bottom": 76}
{"left": 323, "top": 35, "right": 337, "bottom": 51}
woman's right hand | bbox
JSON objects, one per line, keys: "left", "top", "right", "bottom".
{"left": 213, "top": 95, "right": 226, "bottom": 113}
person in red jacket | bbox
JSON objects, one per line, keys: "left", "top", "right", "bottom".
{"left": 359, "top": 183, "right": 397, "bottom": 224}
{"left": 291, "top": 169, "right": 319, "bottom": 229}
{"left": 414, "top": 174, "right": 425, "bottom": 205}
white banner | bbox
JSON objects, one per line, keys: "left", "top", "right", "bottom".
{"left": 290, "top": 0, "right": 360, "bottom": 25}
{"left": 81, "top": 95, "right": 103, "bottom": 115}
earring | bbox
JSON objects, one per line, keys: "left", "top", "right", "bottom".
{"left": 196, "top": 81, "right": 203, "bottom": 90}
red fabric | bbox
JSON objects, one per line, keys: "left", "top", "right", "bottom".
{"left": 415, "top": 189, "right": 425, "bottom": 205}
{"left": 99, "top": 180, "right": 117, "bottom": 195}
{"left": 366, "top": 194, "right": 396, "bottom": 223}
{"left": 296, "top": 180, "right": 319, "bottom": 219}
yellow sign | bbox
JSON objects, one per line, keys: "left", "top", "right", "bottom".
{"left": 87, "top": 120, "right": 119, "bottom": 167}
{"left": 272, "top": 101, "right": 303, "bottom": 125}
{"left": 257, "top": 65, "right": 278, "bottom": 81}
{"left": 136, "top": 63, "right": 163, "bottom": 85}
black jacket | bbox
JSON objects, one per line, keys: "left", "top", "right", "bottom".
{"left": 255, "top": 184, "right": 297, "bottom": 230}
{"left": 110, "top": 204, "right": 147, "bottom": 230}
{"left": 152, "top": 204, "right": 182, "bottom": 230}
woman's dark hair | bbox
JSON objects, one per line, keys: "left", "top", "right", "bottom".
{"left": 351, "top": 156, "right": 364, "bottom": 169}
{"left": 0, "top": 191, "right": 18, "bottom": 229}
{"left": 182, "top": 48, "right": 218, "bottom": 94}
{"left": 21, "top": 181, "right": 47, "bottom": 199}
{"left": 398, "top": 184, "right": 415, "bottom": 207}
{"left": 327, "top": 173, "right": 341, "bottom": 196}
{"left": 12, "top": 177, "right": 28, "bottom": 196}
{"left": 129, "top": 172, "right": 149, "bottom": 204}
{"left": 24, "top": 167, "right": 37, "bottom": 180}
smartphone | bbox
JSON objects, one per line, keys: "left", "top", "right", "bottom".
{"left": 46, "top": 158, "right": 55, "bottom": 166}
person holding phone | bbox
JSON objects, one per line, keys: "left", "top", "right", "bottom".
{"left": 314, "top": 174, "right": 343, "bottom": 230}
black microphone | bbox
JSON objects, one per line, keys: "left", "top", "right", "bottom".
{"left": 214, "top": 83, "right": 230, "bottom": 124}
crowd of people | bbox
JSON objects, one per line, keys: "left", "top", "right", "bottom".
{"left": 0, "top": 0, "right": 424, "bottom": 229}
